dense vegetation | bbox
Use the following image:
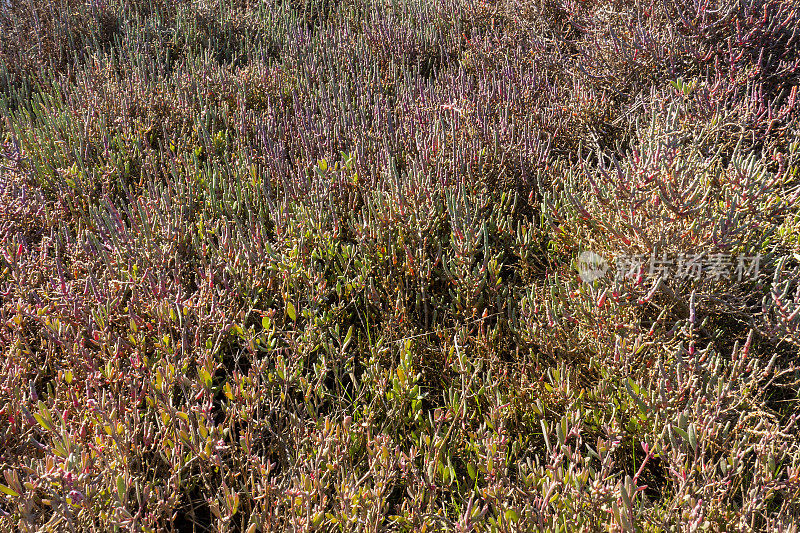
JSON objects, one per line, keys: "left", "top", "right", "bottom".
{"left": 1, "top": 0, "right": 799, "bottom": 530}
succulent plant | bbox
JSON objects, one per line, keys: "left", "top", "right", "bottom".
{"left": 0, "top": 0, "right": 798, "bottom": 530}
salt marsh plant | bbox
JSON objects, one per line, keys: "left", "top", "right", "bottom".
{"left": 0, "top": 0, "right": 798, "bottom": 530}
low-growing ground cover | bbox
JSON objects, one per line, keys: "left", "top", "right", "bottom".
{"left": 0, "top": 0, "right": 798, "bottom": 530}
